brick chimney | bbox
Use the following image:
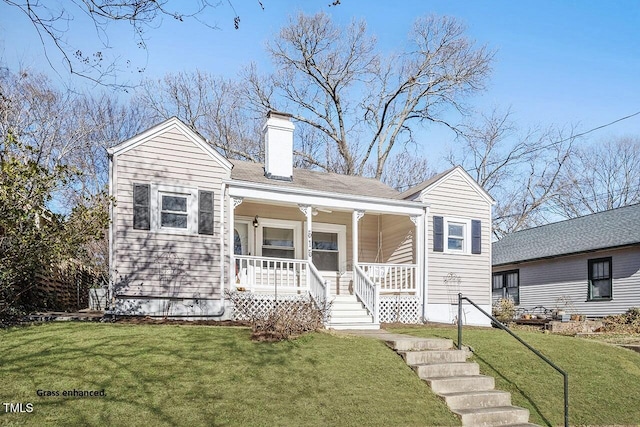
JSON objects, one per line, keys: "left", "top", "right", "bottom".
{"left": 263, "top": 111, "right": 294, "bottom": 181}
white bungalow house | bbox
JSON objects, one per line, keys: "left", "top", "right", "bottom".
{"left": 107, "top": 112, "right": 494, "bottom": 328}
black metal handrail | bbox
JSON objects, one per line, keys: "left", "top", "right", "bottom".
{"left": 457, "top": 293, "right": 569, "bottom": 427}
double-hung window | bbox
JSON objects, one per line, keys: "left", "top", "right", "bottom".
{"left": 160, "top": 193, "right": 188, "bottom": 229}
{"left": 433, "top": 216, "right": 482, "bottom": 255}
{"left": 492, "top": 270, "right": 519, "bottom": 304}
{"left": 262, "top": 227, "right": 295, "bottom": 259}
{"left": 447, "top": 222, "right": 466, "bottom": 252}
{"left": 588, "top": 257, "right": 612, "bottom": 300}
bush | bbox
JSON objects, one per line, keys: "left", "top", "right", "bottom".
{"left": 492, "top": 298, "right": 516, "bottom": 324}
{"left": 601, "top": 307, "right": 640, "bottom": 334}
{"left": 225, "top": 291, "right": 330, "bottom": 341}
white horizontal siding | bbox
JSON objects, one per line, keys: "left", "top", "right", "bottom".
{"left": 494, "top": 246, "right": 640, "bottom": 317}
{"left": 113, "top": 126, "right": 230, "bottom": 300}
{"left": 422, "top": 169, "right": 492, "bottom": 306}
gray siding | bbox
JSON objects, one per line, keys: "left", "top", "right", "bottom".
{"left": 113, "top": 127, "right": 230, "bottom": 299}
{"left": 493, "top": 246, "right": 640, "bottom": 317}
{"left": 422, "top": 169, "right": 492, "bottom": 305}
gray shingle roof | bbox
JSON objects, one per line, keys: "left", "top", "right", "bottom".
{"left": 493, "top": 203, "right": 640, "bottom": 266}
{"left": 230, "top": 160, "right": 401, "bottom": 199}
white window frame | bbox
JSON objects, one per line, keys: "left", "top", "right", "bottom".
{"left": 444, "top": 217, "right": 472, "bottom": 254}
{"left": 256, "top": 218, "right": 302, "bottom": 259}
{"left": 150, "top": 184, "right": 198, "bottom": 234}
{"left": 308, "top": 222, "right": 347, "bottom": 273}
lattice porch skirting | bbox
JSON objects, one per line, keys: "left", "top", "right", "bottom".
{"left": 379, "top": 295, "right": 422, "bottom": 324}
{"left": 230, "top": 292, "right": 310, "bottom": 321}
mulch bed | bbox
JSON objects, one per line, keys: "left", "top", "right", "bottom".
{"left": 112, "top": 316, "right": 250, "bottom": 327}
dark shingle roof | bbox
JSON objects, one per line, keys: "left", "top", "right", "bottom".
{"left": 493, "top": 203, "right": 640, "bottom": 266}
{"left": 230, "top": 160, "right": 401, "bottom": 199}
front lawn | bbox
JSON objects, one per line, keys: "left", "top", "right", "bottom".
{"left": 0, "top": 323, "right": 458, "bottom": 427}
{"left": 390, "top": 324, "right": 640, "bottom": 426}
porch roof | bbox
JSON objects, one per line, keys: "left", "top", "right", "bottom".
{"left": 230, "top": 160, "right": 401, "bottom": 199}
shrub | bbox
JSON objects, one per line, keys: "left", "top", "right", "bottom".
{"left": 601, "top": 307, "right": 640, "bottom": 334}
{"left": 225, "top": 290, "right": 330, "bottom": 341}
{"left": 492, "top": 298, "right": 516, "bottom": 324}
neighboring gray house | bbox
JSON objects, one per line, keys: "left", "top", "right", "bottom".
{"left": 108, "top": 113, "right": 495, "bottom": 328}
{"left": 492, "top": 204, "right": 640, "bottom": 317}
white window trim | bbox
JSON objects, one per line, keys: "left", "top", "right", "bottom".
{"left": 150, "top": 184, "right": 198, "bottom": 234}
{"left": 444, "top": 217, "right": 472, "bottom": 255}
{"left": 308, "top": 222, "right": 347, "bottom": 273}
{"left": 256, "top": 218, "right": 302, "bottom": 259}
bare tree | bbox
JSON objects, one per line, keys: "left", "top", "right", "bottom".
{"left": 552, "top": 136, "right": 640, "bottom": 218}
{"left": 245, "top": 12, "right": 493, "bottom": 178}
{"left": 138, "top": 70, "right": 263, "bottom": 161}
{"left": 2, "top": 0, "right": 229, "bottom": 86}
{"left": 447, "top": 108, "right": 577, "bottom": 238}
{"left": 376, "top": 151, "right": 435, "bottom": 191}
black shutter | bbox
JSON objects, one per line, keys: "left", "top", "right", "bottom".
{"left": 133, "top": 184, "right": 150, "bottom": 230}
{"left": 433, "top": 216, "right": 444, "bottom": 252}
{"left": 471, "top": 219, "right": 482, "bottom": 254}
{"left": 198, "top": 190, "right": 214, "bottom": 235}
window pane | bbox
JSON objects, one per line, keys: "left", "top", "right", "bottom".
{"left": 262, "top": 248, "right": 295, "bottom": 259}
{"left": 162, "top": 195, "right": 187, "bottom": 212}
{"left": 161, "top": 212, "right": 188, "bottom": 228}
{"left": 448, "top": 237, "right": 463, "bottom": 251}
{"left": 448, "top": 223, "right": 464, "bottom": 237}
{"left": 263, "top": 227, "right": 294, "bottom": 247}
{"left": 591, "top": 279, "right": 611, "bottom": 299}
{"left": 506, "top": 272, "right": 518, "bottom": 288}
{"left": 312, "top": 232, "right": 338, "bottom": 250}
{"left": 492, "top": 274, "right": 503, "bottom": 290}
{"left": 313, "top": 251, "right": 339, "bottom": 271}
{"left": 506, "top": 287, "right": 520, "bottom": 304}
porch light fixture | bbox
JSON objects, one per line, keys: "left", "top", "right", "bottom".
{"left": 253, "top": 216, "right": 259, "bottom": 228}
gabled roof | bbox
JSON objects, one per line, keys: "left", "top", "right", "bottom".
{"left": 230, "top": 160, "right": 401, "bottom": 199}
{"left": 493, "top": 203, "right": 640, "bottom": 266}
{"left": 398, "top": 165, "right": 495, "bottom": 204}
{"left": 107, "top": 117, "right": 233, "bottom": 171}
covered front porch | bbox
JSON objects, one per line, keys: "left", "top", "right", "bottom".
{"left": 225, "top": 183, "right": 427, "bottom": 326}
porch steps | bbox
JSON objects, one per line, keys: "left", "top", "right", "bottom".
{"left": 327, "top": 295, "right": 379, "bottom": 330}
{"left": 386, "top": 336, "right": 538, "bottom": 427}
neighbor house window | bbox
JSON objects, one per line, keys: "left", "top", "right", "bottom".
{"left": 588, "top": 257, "right": 612, "bottom": 300}
{"left": 262, "top": 227, "right": 295, "bottom": 259}
{"left": 312, "top": 231, "right": 339, "bottom": 271}
{"left": 493, "top": 270, "right": 519, "bottom": 304}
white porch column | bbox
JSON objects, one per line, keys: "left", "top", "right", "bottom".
{"left": 411, "top": 212, "right": 425, "bottom": 319}
{"left": 423, "top": 206, "right": 430, "bottom": 320}
{"left": 299, "top": 205, "right": 312, "bottom": 292}
{"left": 229, "top": 197, "right": 243, "bottom": 291}
{"left": 352, "top": 210, "right": 364, "bottom": 268}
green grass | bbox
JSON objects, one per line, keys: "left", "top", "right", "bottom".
{"left": 389, "top": 324, "right": 640, "bottom": 426}
{"left": 0, "top": 323, "right": 459, "bottom": 427}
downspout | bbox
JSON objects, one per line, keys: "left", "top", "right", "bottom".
{"left": 107, "top": 151, "right": 114, "bottom": 311}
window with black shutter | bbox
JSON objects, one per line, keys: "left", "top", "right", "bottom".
{"left": 433, "top": 216, "right": 444, "bottom": 252}
{"left": 133, "top": 184, "right": 150, "bottom": 230}
{"left": 198, "top": 190, "right": 214, "bottom": 235}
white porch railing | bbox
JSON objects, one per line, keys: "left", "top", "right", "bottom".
{"left": 235, "top": 255, "right": 307, "bottom": 294}
{"left": 359, "top": 263, "right": 417, "bottom": 293}
{"left": 234, "top": 255, "right": 329, "bottom": 301}
{"left": 308, "top": 262, "right": 330, "bottom": 308}
{"left": 354, "top": 265, "right": 379, "bottom": 324}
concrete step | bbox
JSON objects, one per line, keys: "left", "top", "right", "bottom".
{"left": 331, "top": 302, "right": 367, "bottom": 311}
{"left": 426, "top": 375, "right": 495, "bottom": 394}
{"left": 328, "top": 322, "right": 380, "bottom": 330}
{"left": 330, "top": 316, "right": 373, "bottom": 324}
{"left": 400, "top": 349, "right": 470, "bottom": 364}
{"left": 439, "top": 390, "right": 512, "bottom": 410}
{"left": 386, "top": 337, "right": 454, "bottom": 352}
{"left": 413, "top": 362, "right": 480, "bottom": 378}
{"left": 453, "top": 406, "right": 530, "bottom": 426}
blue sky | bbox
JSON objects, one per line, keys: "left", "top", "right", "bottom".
{"left": 1, "top": 0, "right": 639, "bottom": 168}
